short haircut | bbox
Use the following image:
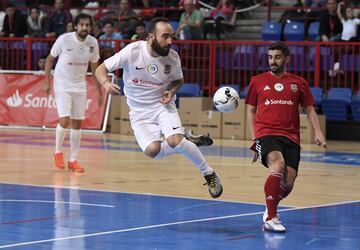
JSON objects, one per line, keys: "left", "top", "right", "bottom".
{"left": 103, "top": 20, "right": 114, "bottom": 27}
{"left": 147, "top": 17, "right": 169, "bottom": 35}
{"left": 74, "top": 13, "right": 93, "bottom": 27}
{"left": 268, "top": 42, "right": 289, "bottom": 57}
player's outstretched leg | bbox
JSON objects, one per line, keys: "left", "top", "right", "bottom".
{"left": 203, "top": 172, "right": 223, "bottom": 198}
{"left": 184, "top": 132, "right": 213, "bottom": 147}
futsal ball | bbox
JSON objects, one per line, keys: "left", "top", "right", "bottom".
{"left": 213, "top": 86, "right": 240, "bottom": 113}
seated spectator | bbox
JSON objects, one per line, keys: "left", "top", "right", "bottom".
{"left": 45, "top": 0, "right": 72, "bottom": 38}
{"left": 92, "top": 21, "right": 104, "bottom": 38}
{"left": 204, "top": 0, "right": 235, "bottom": 40}
{"left": 1, "top": 3, "right": 27, "bottom": 37}
{"left": 279, "top": 0, "right": 306, "bottom": 23}
{"left": 0, "top": 2, "right": 5, "bottom": 36}
{"left": 65, "top": 20, "right": 74, "bottom": 33}
{"left": 117, "top": 0, "right": 139, "bottom": 39}
{"left": 320, "top": 0, "right": 342, "bottom": 42}
{"left": 38, "top": 55, "right": 46, "bottom": 71}
{"left": 337, "top": 1, "right": 360, "bottom": 41}
{"left": 99, "top": 20, "right": 124, "bottom": 48}
{"left": 131, "top": 21, "right": 147, "bottom": 41}
{"left": 27, "top": 6, "right": 46, "bottom": 37}
{"left": 176, "top": 0, "right": 203, "bottom": 40}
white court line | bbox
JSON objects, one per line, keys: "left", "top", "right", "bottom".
{"left": 0, "top": 199, "right": 115, "bottom": 208}
{"left": 0, "top": 199, "right": 358, "bottom": 249}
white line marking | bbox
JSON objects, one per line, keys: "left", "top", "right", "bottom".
{"left": 305, "top": 238, "right": 317, "bottom": 246}
{"left": 0, "top": 199, "right": 114, "bottom": 208}
{"left": 0, "top": 199, "right": 358, "bottom": 249}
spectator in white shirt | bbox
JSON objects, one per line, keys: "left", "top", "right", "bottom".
{"left": 337, "top": 2, "right": 360, "bottom": 41}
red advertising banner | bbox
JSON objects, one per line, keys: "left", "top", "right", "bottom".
{"left": 0, "top": 72, "right": 108, "bottom": 129}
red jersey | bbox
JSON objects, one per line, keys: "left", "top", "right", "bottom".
{"left": 245, "top": 71, "right": 314, "bottom": 145}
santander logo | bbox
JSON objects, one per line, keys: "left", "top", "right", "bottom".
{"left": 265, "top": 99, "right": 294, "bottom": 106}
{"left": 6, "top": 90, "right": 23, "bottom": 107}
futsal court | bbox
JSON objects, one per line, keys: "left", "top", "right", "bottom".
{"left": 0, "top": 129, "right": 359, "bottom": 249}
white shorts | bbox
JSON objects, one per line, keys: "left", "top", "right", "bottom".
{"left": 55, "top": 90, "right": 87, "bottom": 120}
{"left": 130, "top": 103, "right": 185, "bottom": 152}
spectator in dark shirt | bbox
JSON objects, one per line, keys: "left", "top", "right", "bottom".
{"left": 1, "top": 4, "right": 27, "bottom": 37}
{"left": 319, "top": 0, "right": 342, "bottom": 42}
{"left": 45, "top": 0, "right": 72, "bottom": 38}
{"left": 117, "top": 0, "right": 139, "bottom": 39}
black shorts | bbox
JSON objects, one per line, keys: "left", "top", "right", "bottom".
{"left": 255, "top": 135, "right": 301, "bottom": 171}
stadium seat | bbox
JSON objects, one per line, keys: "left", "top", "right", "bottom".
{"left": 321, "top": 88, "right": 352, "bottom": 121}
{"left": 288, "top": 46, "right": 306, "bottom": 71}
{"left": 341, "top": 54, "right": 360, "bottom": 72}
{"left": 351, "top": 91, "right": 360, "bottom": 121}
{"left": 217, "top": 49, "right": 236, "bottom": 70}
{"left": 234, "top": 45, "right": 256, "bottom": 70}
{"left": 308, "top": 21, "right": 320, "bottom": 41}
{"left": 239, "top": 86, "right": 249, "bottom": 99}
{"left": 177, "top": 83, "right": 201, "bottom": 97}
{"left": 310, "top": 87, "right": 323, "bottom": 107}
{"left": 283, "top": 21, "right": 305, "bottom": 41}
{"left": 169, "top": 21, "right": 180, "bottom": 33}
{"left": 261, "top": 22, "right": 282, "bottom": 41}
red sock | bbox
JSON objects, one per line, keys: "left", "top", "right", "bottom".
{"left": 264, "top": 173, "right": 283, "bottom": 220}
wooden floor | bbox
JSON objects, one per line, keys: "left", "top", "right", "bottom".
{"left": 1, "top": 128, "right": 359, "bottom": 208}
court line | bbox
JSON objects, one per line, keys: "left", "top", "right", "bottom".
{"left": 0, "top": 199, "right": 115, "bottom": 208}
{"left": 0, "top": 199, "right": 358, "bottom": 249}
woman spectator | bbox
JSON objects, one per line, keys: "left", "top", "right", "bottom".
{"left": 337, "top": 1, "right": 360, "bottom": 41}
{"left": 27, "top": 7, "right": 46, "bottom": 37}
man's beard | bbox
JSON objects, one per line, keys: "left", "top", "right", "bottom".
{"left": 151, "top": 38, "right": 170, "bottom": 56}
{"left": 77, "top": 30, "right": 88, "bottom": 39}
{"left": 270, "top": 63, "right": 284, "bottom": 74}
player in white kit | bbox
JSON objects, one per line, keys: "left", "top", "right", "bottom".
{"left": 44, "top": 13, "right": 102, "bottom": 172}
{"left": 95, "top": 17, "right": 223, "bottom": 198}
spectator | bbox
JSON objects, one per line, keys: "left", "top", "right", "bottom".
{"left": 65, "top": 20, "right": 74, "bottom": 33}
{"left": 117, "top": 0, "right": 139, "bottom": 39}
{"left": 27, "top": 6, "right": 46, "bottom": 37}
{"left": 45, "top": 0, "right": 72, "bottom": 38}
{"left": 38, "top": 55, "right": 46, "bottom": 71}
{"left": 0, "top": 3, "right": 5, "bottom": 36}
{"left": 131, "top": 21, "right": 147, "bottom": 41}
{"left": 204, "top": 0, "right": 235, "bottom": 39}
{"left": 319, "top": 0, "right": 342, "bottom": 42}
{"left": 337, "top": 2, "right": 360, "bottom": 41}
{"left": 92, "top": 21, "right": 104, "bottom": 38}
{"left": 176, "top": 0, "right": 203, "bottom": 40}
{"left": 1, "top": 4, "right": 27, "bottom": 37}
{"left": 99, "top": 20, "right": 124, "bottom": 49}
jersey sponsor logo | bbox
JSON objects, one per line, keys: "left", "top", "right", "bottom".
{"left": 78, "top": 45, "right": 85, "bottom": 54}
{"left": 263, "top": 85, "right": 271, "bottom": 91}
{"left": 274, "top": 83, "right": 284, "bottom": 92}
{"left": 291, "top": 84, "right": 298, "bottom": 92}
{"left": 131, "top": 78, "right": 162, "bottom": 86}
{"left": 147, "top": 64, "right": 158, "bottom": 74}
{"left": 164, "top": 64, "right": 171, "bottom": 74}
{"left": 6, "top": 89, "right": 23, "bottom": 107}
{"left": 265, "top": 98, "right": 295, "bottom": 106}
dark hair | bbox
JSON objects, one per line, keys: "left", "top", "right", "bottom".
{"left": 147, "top": 17, "right": 169, "bottom": 35}
{"left": 268, "top": 42, "right": 289, "bottom": 56}
{"left": 74, "top": 13, "right": 93, "bottom": 27}
{"left": 103, "top": 20, "right": 114, "bottom": 27}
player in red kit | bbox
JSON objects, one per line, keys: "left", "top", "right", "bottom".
{"left": 245, "top": 42, "right": 326, "bottom": 233}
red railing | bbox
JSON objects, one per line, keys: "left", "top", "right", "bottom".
{"left": 0, "top": 38, "right": 359, "bottom": 94}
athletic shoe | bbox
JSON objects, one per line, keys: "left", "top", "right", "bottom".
{"left": 185, "top": 133, "right": 213, "bottom": 147}
{"left": 54, "top": 152, "right": 65, "bottom": 169}
{"left": 68, "top": 161, "right": 85, "bottom": 173}
{"left": 263, "top": 207, "right": 280, "bottom": 223}
{"left": 204, "top": 172, "right": 223, "bottom": 198}
{"left": 263, "top": 217, "right": 286, "bottom": 233}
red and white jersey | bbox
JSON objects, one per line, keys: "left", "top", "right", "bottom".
{"left": 245, "top": 71, "right": 314, "bottom": 145}
{"left": 51, "top": 32, "right": 99, "bottom": 92}
{"left": 104, "top": 41, "right": 183, "bottom": 109}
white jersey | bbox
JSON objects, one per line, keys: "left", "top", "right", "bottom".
{"left": 104, "top": 41, "right": 183, "bottom": 109}
{"left": 341, "top": 18, "right": 360, "bottom": 41}
{"left": 51, "top": 32, "right": 100, "bottom": 92}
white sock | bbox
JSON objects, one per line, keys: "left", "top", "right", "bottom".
{"left": 55, "top": 124, "right": 67, "bottom": 154}
{"left": 175, "top": 138, "right": 214, "bottom": 175}
{"left": 154, "top": 141, "right": 177, "bottom": 160}
{"left": 70, "top": 129, "right": 81, "bottom": 162}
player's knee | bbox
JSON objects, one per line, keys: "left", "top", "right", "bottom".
{"left": 166, "top": 134, "right": 184, "bottom": 148}
{"left": 144, "top": 142, "right": 161, "bottom": 158}
{"left": 267, "top": 152, "right": 286, "bottom": 173}
{"left": 59, "top": 117, "right": 70, "bottom": 128}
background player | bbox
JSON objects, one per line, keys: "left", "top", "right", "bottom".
{"left": 44, "top": 13, "right": 102, "bottom": 173}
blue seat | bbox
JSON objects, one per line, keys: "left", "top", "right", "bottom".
{"left": 261, "top": 22, "right": 282, "bottom": 41}
{"left": 234, "top": 45, "right": 256, "bottom": 70}
{"left": 217, "top": 50, "right": 236, "bottom": 70}
{"left": 351, "top": 100, "right": 360, "bottom": 122}
{"left": 288, "top": 46, "right": 306, "bottom": 71}
{"left": 341, "top": 54, "right": 360, "bottom": 72}
{"left": 283, "top": 21, "right": 305, "bottom": 41}
{"left": 310, "top": 87, "right": 323, "bottom": 107}
{"left": 169, "top": 21, "right": 179, "bottom": 32}
{"left": 308, "top": 21, "right": 320, "bottom": 41}
{"left": 321, "top": 88, "right": 352, "bottom": 121}
{"left": 177, "top": 83, "right": 201, "bottom": 97}
{"left": 310, "top": 46, "right": 334, "bottom": 71}
{"left": 239, "top": 86, "right": 249, "bottom": 99}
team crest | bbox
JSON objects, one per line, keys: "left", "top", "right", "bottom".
{"left": 164, "top": 64, "right": 171, "bottom": 74}
{"left": 78, "top": 45, "right": 85, "bottom": 54}
{"left": 89, "top": 46, "right": 94, "bottom": 53}
{"left": 274, "top": 83, "right": 284, "bottom": 92}
{"left": 291, "top": 84, "right": 298, "bottom": 92}
{"left": 147, "top": 64, "right": 158, "bottom": 74}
